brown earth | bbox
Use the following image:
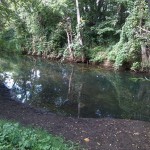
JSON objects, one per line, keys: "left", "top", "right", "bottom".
{"left": 0, "top": 83, "right": 150, "bottom": 150}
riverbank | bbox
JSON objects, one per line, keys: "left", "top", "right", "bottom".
{"left": 25, "top": 52, "right": 150, "bottom": 73}
{"left": 0, "top": 83, "right": 150, "bottom": 150}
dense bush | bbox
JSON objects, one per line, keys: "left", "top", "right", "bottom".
{"left": 0, "top": 0, "right": 150, "bottom": 71}
{"left": 109, "top": 0, "right": 150, "bottom": 70}
{"left": 0, "top": 120, "right": 78, "bottom": 150}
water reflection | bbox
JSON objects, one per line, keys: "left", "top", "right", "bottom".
{"left": 0, "top": 54, "right": 150, "bottom": 121}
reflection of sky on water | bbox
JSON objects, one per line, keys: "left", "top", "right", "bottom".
{"left": 31, "top": 69, "right": 41, "bottom": 79}
{"left": 0, "top": 70, "right": 42, "bottom": 103}
{"left": 1, "top": 72, "right": 14, "bottom": 89}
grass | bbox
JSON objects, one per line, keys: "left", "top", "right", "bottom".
{"left": 0, "top": 120, "right": 79, "bottom": 150}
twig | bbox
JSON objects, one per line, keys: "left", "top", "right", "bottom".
{"left": 137, "top": 26, "right": 150, "bottom": 34}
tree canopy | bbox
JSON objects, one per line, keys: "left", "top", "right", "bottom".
{"left": 0, "top": 0, "right": 150, "bottom": 71}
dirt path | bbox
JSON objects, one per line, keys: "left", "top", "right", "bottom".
{"left": 0, "top": 83, "right": 150, "bottom": 150}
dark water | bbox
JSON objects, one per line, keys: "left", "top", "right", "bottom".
{"left": 0, "top": 54, "right": 150, "bottom": 121}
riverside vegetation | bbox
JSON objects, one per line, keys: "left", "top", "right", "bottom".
{"left": 0, "top": 1, "right": 150, "bottom": 149}
{"left": 0, "top": 0, "right": 150, "bottom": 71}
{"left": 0, "top": 120, "right": 78, "bottom": 150}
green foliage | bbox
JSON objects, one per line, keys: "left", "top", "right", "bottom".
{"left": 88, "top": 46, "right": 108, "bottom": 63}
{"left": 0, "top": 0, "right": 149, "bottom": 71}
{"left": 0, "top": 120, "right": 78, "bottom": 150}
{"left": 109, "top": 0, "right": 149, "bottom": 70}
{"left": 131, "top": 62, "right": 141, "bottom": 71}
{"left": 0, "top": 28, "right": 22, "bottom": 53}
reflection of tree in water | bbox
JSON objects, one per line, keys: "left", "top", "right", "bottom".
{"left": 103, "top": 72, "right": 150, "bottom": 121}
{"left": 78, "top": 70, "right": 120, "bottom": 118}
{"left": 0, "top": 57, "right": 42, "bottom": 103}
{"left": 0, "top": 55, "right": 149, "bottom": 121}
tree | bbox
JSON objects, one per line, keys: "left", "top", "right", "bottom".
{"left": 109, "top": 0, "right": 150, "bottom": 71}
{"left": 0, "top": 0, "right": 149, "bottom": 71}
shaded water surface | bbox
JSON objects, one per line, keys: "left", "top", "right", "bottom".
{"left": 0, "top": 55, "right": 150, "bottom": 121}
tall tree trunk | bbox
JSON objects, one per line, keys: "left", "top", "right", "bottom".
{"left": 75, "top": 0, "right": 83, "bottom": 46}
{"left": 64, "top": 17, "right": 74, "bottom": 61}
{"left": 138, "top": 1, "right": 150, "bottom": 71}
{"left": 141, "top": 43, "right": 150, "bottom": 71}
{"left": 66, "top": 31, "right": 74, "bottom": 60}
{"left": 75, "top": 0, "right": 85, "bottom": 62}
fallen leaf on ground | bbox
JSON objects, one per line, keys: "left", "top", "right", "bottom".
{"left": 133, "top": 132, "right": 140, "bottom": 135}
{"left": 84, "top": 138, "right": 90, "bottom": 142}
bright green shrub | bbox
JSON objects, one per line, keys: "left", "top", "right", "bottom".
{"left": 0, "top": 120, "right": 79, "bottom": 150}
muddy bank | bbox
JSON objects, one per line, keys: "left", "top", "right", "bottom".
{"left": 0, "top": 83, "right": 150, "bottom": 150}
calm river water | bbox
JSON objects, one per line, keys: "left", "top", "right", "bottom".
{"left": 0, "top": 54, "right": 150, "bottom": 121}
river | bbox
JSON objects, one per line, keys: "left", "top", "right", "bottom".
{"left": 0, "top": 54, "right": 149, "bottom": 121}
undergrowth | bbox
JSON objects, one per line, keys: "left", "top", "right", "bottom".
{"left": 0, "top": 120, "right": 79, "bottom": 150}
